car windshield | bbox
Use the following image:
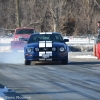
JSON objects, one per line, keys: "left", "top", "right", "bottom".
{"left": 28, "top": 34, "right": 63, "bottom": 43}
{"left": 16, "top": 29, "right": 35, "bottom": 34}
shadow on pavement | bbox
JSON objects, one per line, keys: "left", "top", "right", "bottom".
{"left": 32, "top": 60, "right": 100, "bottom": 65}
{"left": 33, "top": 61, "right": 62, "bottom": 65}
{"left": 69, "top": 61, "right": 100, "bottom": 65}
{"left": 0, "top": 84, "right": 28, "bottom": 100}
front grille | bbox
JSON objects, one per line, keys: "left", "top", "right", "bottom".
{"left": 34, "top": 47, "right": 57, "bottom": 52}
{"left": 39, "top": 47, "right": 52, "bottom": 51}
{"left": 33, "top": 56, "right": 58, "bottom": 59}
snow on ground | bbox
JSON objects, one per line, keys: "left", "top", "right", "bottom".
{"left": 71, "top": 55, "right": 97, "bottom": 59}
{"left": 0, "top": 97, "right": 5, "bottom": 100}
{"left": 0, "top": 87, "right": 10, "bottom": 100}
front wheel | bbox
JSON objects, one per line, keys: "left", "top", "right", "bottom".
{"left": 61, "top": 56, "right": 68, "bottom": 65}
{"left": 25, "top": 60, "right": 31, "bottom": 65}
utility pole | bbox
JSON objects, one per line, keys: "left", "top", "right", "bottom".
{"left": 56, "top": 7, "right": 59, "bottom": 32}
{"left": 15, "top": 0, "right": 20, "bottom": 27}
{"left": 53, "top": 7, "right": 59, "bottom": 32}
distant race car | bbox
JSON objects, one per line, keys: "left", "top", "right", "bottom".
{"left": 24, "top": 32, "right": 69, "bottom": 65}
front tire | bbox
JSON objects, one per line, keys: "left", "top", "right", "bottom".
{"left": 25, "top": 60, "right": 31, "bottom": 65}
{"left": 61, "top": 56, "right": 68, "bottom": 65}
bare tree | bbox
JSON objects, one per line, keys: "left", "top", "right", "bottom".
{"left": 0, "top": 0, "right": 100, "bottom": 36}
{"left": 47, "top": 0, "right": 66, "bottom": 32}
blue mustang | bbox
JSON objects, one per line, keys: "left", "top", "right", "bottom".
{"left": 24, "top": 32, "right": 69, "bottom": 65}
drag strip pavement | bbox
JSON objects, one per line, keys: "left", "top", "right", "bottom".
{"left": 0, "top": 55, "right": 100, "bottom": 100}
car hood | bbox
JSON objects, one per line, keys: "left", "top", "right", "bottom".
{"left": 26, "top": 41, "right": 66, "bottom": 48}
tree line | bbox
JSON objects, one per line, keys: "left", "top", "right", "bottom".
{"left": 0, "top": 0, "right": 100, "bottom": 36}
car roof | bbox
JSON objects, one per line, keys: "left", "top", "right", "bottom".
{"left": 31, "top": 32, "right": 60, "bottom": 36}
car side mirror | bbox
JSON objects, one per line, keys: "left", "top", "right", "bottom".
{"left": 22, "top": 38, "right": 28, "bottom": 43}
{"left": 64, "top": 39, "right": 69, "bottom": 42}
{"left": 23, "top": 40, "right": 28, "bottom": 44}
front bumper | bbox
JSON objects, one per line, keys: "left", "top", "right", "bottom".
{"left": 25, "top": 52, "right": 68, "bottom": 61}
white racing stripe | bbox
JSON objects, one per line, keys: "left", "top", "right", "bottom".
{"left": 46, "top": 41, "right": 52, "bottom": 47}
{"left": 39, "top": 41, "right": 45, "bottom": 47}
{"left": 39, "top": 32, "right": 53, "bottom": 61}
{"left": 40, "top": 32, "right": 52, "bottom": 34}
{"left": 39, "top": 41, "right": 52, "bottom": 60}
{"left": 39, "top": 52, "right": 45, "bottom": 56}
{"left": 46, "top": 52, "right": 52, "bottom": 56}
{"left": 40, "top": 32, "right": 45, "bottom": 34}
{"left": 45, "top": 32, "right": 52, "bottom": 34}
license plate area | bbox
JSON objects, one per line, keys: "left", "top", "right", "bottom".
{"left": 42, "top": 54, "right": 50, "bottom": 58}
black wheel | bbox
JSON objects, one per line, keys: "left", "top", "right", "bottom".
{"left": 25, "top": 60, "right": 31, "bottom": 65}
{"left": 61, "top": 56, "right": 68, "bottom": 65}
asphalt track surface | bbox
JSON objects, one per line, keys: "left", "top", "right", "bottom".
{"left": 0, "top": 52, "right": 100, "bottom": 100}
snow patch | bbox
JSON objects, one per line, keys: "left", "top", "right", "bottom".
{"left": 71, "top": 55, "right": 97, "bottom": 59}
{"left": 0, "top": 87, "right": 9, "bottom": 100}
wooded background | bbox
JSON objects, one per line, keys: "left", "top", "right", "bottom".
{"left": 0, "top": 0, "right": 100, "bottom": 36}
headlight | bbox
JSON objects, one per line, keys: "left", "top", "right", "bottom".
{"left": 60, "top": 47, "right": 65, "bottom": 52}
{"left": 26, "top": 48, "right": 32, "bottom": 52}
{"left": 35, "top": 48, "right": 39, "bottom": 52}
{"left": 52, "top": 47, "right": 56, "bottom": 51}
